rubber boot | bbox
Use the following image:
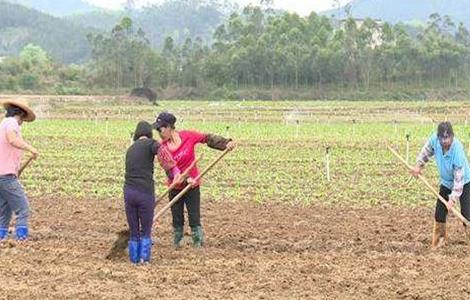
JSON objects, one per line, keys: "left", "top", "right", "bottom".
{"left": 431, "top": 221, "right": 447, "bottom": 249}
{"left": 128, "top": 238, "right": 140, "bottom": 264}
{"left": 139, "top": 237, "right": 152, "bottom": 263}
{"left": 0, "top": 227, "right": 8, "bottom": 241}
{"left": 191, "top": 226, "right": 204, "bottom": 248}
{"left": 173, "top": 226, "right": 184, "bottom": 248}
{"left": 15, "top": 226, "right": 28, "bottom": 241}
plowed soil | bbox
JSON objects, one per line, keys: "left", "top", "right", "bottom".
{"left": 1, "top": 198, "right": 470, "bottom": 300}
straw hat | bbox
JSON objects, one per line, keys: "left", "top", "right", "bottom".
{"left": 1, "top": 99, "right": 36, "bottom": 122}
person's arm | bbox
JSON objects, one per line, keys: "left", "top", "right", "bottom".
{"left": 154, "top": 142, "right": 181, "bottom": 181}
{"left": 6, "top": 128, "right": 39, "bottom": 158}
{"left": 410, "top": 139, "right": 434, "bottom": 177}
{"left": 187, "top": 130, "right": 235, "bottom": 150}
{"left": 448, "top": 143, "right": 468, "bottom": 208}
{"left": 416, "top": 139, "right": 435, "bottom": 166}
{"left": 206, "top": 134, "right": 236, "bottom": 151}
{"left": 449, "top": 167, "right": 464, "bottom": 202}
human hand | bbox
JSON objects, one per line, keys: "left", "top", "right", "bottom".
{"left": 226, "top": 141, "right": 236, "bottom": 151}
{"left": 410, "top": 165, "right": 422, "bottom": 178}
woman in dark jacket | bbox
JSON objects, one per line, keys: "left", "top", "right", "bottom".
{"left": 124, "top": 121, "right": 181, "bottom": 263}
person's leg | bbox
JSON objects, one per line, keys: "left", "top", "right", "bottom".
{"left": 186, "top": 187, "right": 201, "bottom": 227}
{"left": 435, "top": 185, "right": 450, "bottom": 223}
{"left": 459, "top": 182, "right": 470, "bottom": 222}
{"left": 0, "top": 181, "right": 13, "bottom": 240}
{"left": 185, "top": 187, "right": 203, "bottom": 247}
{"left": 137, "top": 191, "right": 155, "bottom": 262}
{"left": 433, "top": 185, "right": 451, "bottom": 249}
{"left": 458, "top": 182, "right": 470, "bottom": 240}
{"left": 170, "top": 189, "right": 185, "bottom": 247}
{"left": 0, "top": 178, "right": 29, "bottom": 240}
{"left": 124, "top": 187, "right": 140, "bottom": 263}
{"left": 0, "top": 202, "right": 11, "bottom": 240}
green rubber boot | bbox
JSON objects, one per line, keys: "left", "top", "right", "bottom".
{"left": 173, "top": 226, "right": 184, "bottom": 248}
{"left": 191, "top": 226, "right": 204, "bottom": 248}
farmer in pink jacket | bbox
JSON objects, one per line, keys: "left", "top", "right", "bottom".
{"left": 0, "top": 99, "right": 39, "bottom": 241}
{"left": 153, "top": 112, "right": 235, "bottom": 248}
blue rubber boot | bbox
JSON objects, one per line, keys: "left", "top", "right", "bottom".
{"left": 128, "top": 238, "right": 140, "bottom": 264}
{"left": 15, "top": 226, "right": 28, "bottom": 241}
{"left": 0, "top": 227, "right": 8, "bottom": 240}
{"left": 139, "top": 237, "right": 152, "bottom": 263}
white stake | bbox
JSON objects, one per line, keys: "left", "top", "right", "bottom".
{"left": 295, "top": 120, "right": 300, "bottom": 139}
{"left": 406, "top": 133, "right": 410, "bottom": 164}
{"left": 325, "top": 146, "right": 331, "bottom": 182}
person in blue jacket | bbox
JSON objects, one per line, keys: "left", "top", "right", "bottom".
{"left": 411, "top": 122, "right": 470, "bottom": 249}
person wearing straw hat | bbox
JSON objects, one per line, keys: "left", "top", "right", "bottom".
{"left": 153, "top": 112, "right": 236, "bottom": 248}
{"left": 0, "top": 99, "right": 39, "bottom": 241}
{"left": 410, "top": 121, "right": 470, "bottom": 249}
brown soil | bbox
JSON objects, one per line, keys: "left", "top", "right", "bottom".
{"left": 1, "top": 198, "right": 470, "bottom": 300}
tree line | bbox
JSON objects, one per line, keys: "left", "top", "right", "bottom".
{"left": 1, "top": 6, "right": 470, "bottom": 99}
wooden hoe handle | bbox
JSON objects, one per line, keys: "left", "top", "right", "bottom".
{"left": 154, "top": 148, "right": 230, "bottom": 223}
{"left": 387, "top": 144, "right": 470, "bottom": 226}
{"left": 18, "top": 156, "right": 34, "bottom": 178}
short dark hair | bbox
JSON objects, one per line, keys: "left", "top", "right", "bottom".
{"left": 437, "top": 121, "right": 454, "bottom": 138}
{"left": 5, "top": 105, "right": 26, "bottom": 118}
{"left": 133, "top": 121, "right": 153, "bottom": 141}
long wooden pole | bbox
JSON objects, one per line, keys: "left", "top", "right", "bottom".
{"left": 387, "top": 144, "right": 470, "bottom": 226}
{"left": 156, "top": 155, "right": 201, "bottom": 202}
{"left": 18, "top": 156, "right": 34, "bottom": 178}
{"left": 153, "top": 148, "right": 230, "bottom": 223}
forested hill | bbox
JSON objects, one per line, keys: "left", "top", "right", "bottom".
{"left": 67, "top": 0, "right": 229, "bottom": 49}
{"left": 324, "top": 0, "right": 470, "bottom": 27}
{"left": 0, "top": 1, "right": 93, "bottom": 63}
{"left": 5, "top": 0, "right": 97, "bottom": 16}
{"left": 1, "top": 0, "right": 232, "bottom": 62}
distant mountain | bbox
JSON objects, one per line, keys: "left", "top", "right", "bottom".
{"left": 65, "top": 10, "right": 123, "bottom": 31}
{"left": 0, "top": 1, "right": 94, "bottom": 63}
{"left": 69, "top": 0, "right": 229, "bottom": 48}
{"left": 323, "top": 0, "right": 470, "bottom": 27}
{"left": 5, "top": 0, "right": 98, "bottom": 16}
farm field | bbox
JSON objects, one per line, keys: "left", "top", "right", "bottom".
{"left": 2, "top": 97, "right": 470, "bottom": 299}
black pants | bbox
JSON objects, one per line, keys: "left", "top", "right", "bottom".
{"left": 435, "top": 182, "right": 470, "bottom": 223}
{"left": 169, "top": 186, "right": 201, "bottom": 228}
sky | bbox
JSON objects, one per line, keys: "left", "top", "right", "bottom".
{"left": 86, "top": 0, "right": 353, "bottom": 15}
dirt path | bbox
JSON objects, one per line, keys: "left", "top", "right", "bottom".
{"left": 1, "top": 198, "right": 469, "bottom": 299}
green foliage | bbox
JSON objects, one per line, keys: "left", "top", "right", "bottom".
{"left": 20, "top": 44, "right": 50, "bottom": 66}
{"left": 2, "top": 2, "right": 470, "bottom": 98}
{"left": 19, "top": 99, "right": 469, "bottom": 206}
{"left": 19, "top": 73, "right": 38, "bottom": 89}
{"left": 0, "top": 1, "right": 93, "bottom": 63}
